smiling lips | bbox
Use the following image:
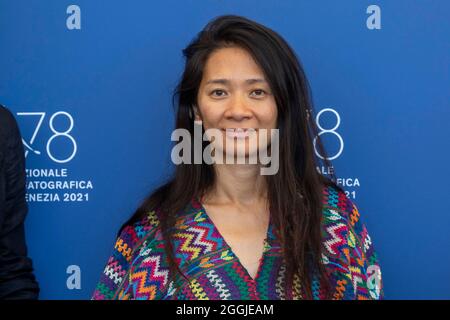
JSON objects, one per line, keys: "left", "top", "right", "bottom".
{"left": 222, "top": 128, "right": 255, "bottom": 139}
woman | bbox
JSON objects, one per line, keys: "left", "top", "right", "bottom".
{"left": 92, "top": 15, "right": 383, "bottom": 300}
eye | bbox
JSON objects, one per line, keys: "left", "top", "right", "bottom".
{"left": 251, "top": 89, "right": 267, "bottom": 97}
{"left": 210, "top": 89, "right": 227, "bottom": 97}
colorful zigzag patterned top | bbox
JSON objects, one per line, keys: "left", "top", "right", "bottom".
{"left": 92, "top": 185, "right": 383, "bottom": 300}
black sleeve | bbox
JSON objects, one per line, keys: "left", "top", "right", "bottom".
{"left": 0, "top": 105, "right": 40, "bottom": 299}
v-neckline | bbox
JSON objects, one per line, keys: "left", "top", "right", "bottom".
{"left": 194, "top": 198, "right": 272, "bottom": 282}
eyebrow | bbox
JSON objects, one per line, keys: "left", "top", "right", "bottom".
{"left": 205, "top": 78, "right": 267, "bottom": 85}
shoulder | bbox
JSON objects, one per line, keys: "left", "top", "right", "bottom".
{"left": 116, "top": 199, "right": 197, "bottom": 262}
{"left": 92, "top": 210, "right": 162, "bottom": 300}
{"left": 0, "top": 105, "right": 19, "bottom": 135}
{"left": 321, "top": 184, "right": 353, "bottom": 255}
{"left": 0, "top": 105, "right": 20, "bottom": 150}
{"left": 322, "top": 183, "right": 353, "bottom": 214}
{"left": 321, "top": 183, "right": 364, "bottom": 230}
{"left": 320, "top": 183, "right": 383, "bottom": 299}
{"left": 114, "top": 208, "right": 175, "bottom": 300}
{"left": 0, "top": 104, "right": 15, "bottom": 127}
{"left": 320, "top": 183, "right": 367, "bottom": 256}
{"left": 116, "top": 209, "right": 163, "bottom": 258}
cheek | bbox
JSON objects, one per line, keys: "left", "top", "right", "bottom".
{"left": 258, "top": 103, "right": 278, "bottom": 128}
{"left": 198, "top": 106, "right": 221, "bottom": 128}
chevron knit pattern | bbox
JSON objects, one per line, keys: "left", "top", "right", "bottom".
{"left": 92, "top": 185, "right": 383, "bottom": 300}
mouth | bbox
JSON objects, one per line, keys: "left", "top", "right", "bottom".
{"left": 222, "top": 128, "right": 255, "bottom": 139}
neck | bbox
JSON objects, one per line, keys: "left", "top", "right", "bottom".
{"left": 205, "top": 164, "right": 268, "bottom": 205}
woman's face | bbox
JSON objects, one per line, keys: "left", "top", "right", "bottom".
{"left": 196, "top": 46, "right": 278, "bottom": 161}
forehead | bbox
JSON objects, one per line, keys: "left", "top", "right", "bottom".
{"left": 202, "top": 47, "right": 265, "bottom": 80}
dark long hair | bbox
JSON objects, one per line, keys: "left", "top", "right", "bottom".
{"left": 121, "top": 14, "right": 344, "bottom": 299}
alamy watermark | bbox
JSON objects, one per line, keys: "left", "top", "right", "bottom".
{"left": 171, "top": 121, "right": 279, "bottom": 175}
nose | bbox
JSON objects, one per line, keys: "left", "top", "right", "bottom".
{"left": 223, "top": 94, "right": 252, "bottom": 122}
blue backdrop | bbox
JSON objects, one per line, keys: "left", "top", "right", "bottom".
{"left": 0, "top": 0, "right": 449, "bottom": 299}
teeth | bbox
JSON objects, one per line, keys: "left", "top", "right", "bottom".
{"left": 224, "top": 128, "right": 253, "bottom": 138}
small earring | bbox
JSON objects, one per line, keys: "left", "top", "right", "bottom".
{"left": 306, "top": 109, "right": 311, "bottom": 120}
